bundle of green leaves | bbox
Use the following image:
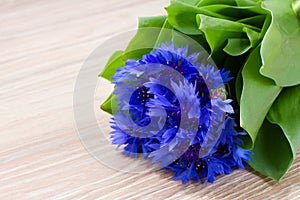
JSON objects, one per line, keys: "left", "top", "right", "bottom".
{"left": 100, "top": 0, "right": 300, "bottom": 181}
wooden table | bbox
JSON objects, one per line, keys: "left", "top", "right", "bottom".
{"left": 1, "top": 0, "right": 300, "bottom": 199}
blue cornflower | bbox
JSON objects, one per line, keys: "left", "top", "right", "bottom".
{"left": 110, "top": 41, "right": 252, "bottom": 184}
{"left": 166, "top": 117, "right": 252, "bottom": 183}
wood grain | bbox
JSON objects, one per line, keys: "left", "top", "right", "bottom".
{"left": 1, "top": 0, "right": 300, "bottom": 199}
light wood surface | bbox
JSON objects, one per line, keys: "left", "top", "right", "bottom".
{"left": 1, "top": 0, "right": 300, "bottom": 199}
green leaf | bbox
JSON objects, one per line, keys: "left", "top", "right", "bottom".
{"left": 154, "top": 19, "right": 174, "bottom": 46}
{"left": 123, "top": 16, "right": 168, "bottom": 62}
{"left": 240, "top": 45, "right": 282, "bottom": 144}
{"left": 166, "top": 1, "right": 205, "bottom": 35}
{"left": 198, "top": 14, "right": 262, "bottom": 56}
{"left": 223, "top": 38, "right": 251, "bottom": 56}
{"left": 198, "top": 12, "right": 265, "bottom": 55}
{"left": 100, "top": 16, "right": 172, "bottom": 114}
{"left": 126, "top": 16, "right": 167, "bottom": 53}
{"left": 236, "top": 15, "right": 266, "bottom": 29}
{"left": 138, "top": 16, "right": 167, "bottom": 28}
{"left": 101, "top": 93, "right": 118, "bottom": 115}
{"left": 293, "top": 0, "right": 300, "bottom": 20}
{"left": 243, "top": 27, "right": 260, "bottom": 47}
{"left": 100, "top": 50, "right": 125, "bottom": 81}
{"left": 235, "top": 0, "right": 259, "bottom": 7}
{"left": 197, "top": 0, "right": 237, "bottom": 6}
{"left": 223, "top": 26, "right": 262, "bottom": 56}
{"left": 197, "top": 4, "right": 266, "bottom": 22}
{"left": 100, "top": 16, "right": 167, "bottom": 82}
{"left": 198, "top": 14, "right": 246, "bottom": 54}
{"left": 166, "top": 0, "right": 233, "bottom": 35}
{"left": 260, "top": 0, "right": 300, "bottom": 86}
{"left": 250, "top": 80, "right": 300, "bottom": 182}
{"left": 235, "top": 66, "right": 243, "bottom": 105}
{"left": 267, "top": 86, "right": 300, "bottom": 157}
{"left": 249, "top": 119, "right": 293, "bottom": 181}
{"left": 172, "top": 0, "right": 201, "bottom": 6}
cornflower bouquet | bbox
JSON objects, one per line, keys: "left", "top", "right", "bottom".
{"left": 99, "top": 0, "right": 300, "bottom": 183}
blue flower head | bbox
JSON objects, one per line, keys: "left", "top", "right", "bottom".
{"left": 110, "top": 41, "right": 252, "bottom": 183}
